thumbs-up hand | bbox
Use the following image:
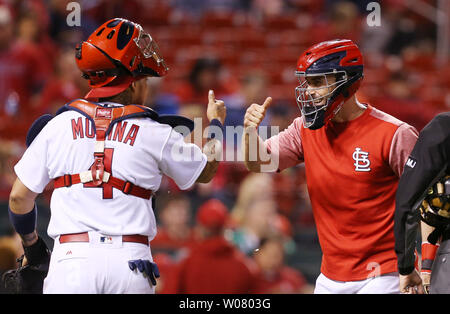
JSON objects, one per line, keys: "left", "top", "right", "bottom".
{"left": 206, "top": 90, "right": 226, "bottom": 124}
{"left": 244, "top": 97, "right": 272, "bottom": 129}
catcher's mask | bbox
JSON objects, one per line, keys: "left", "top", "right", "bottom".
{"left": 75, "top": 18, "right": 168, "bottom": 100}
{"left": 295, "top": 39, "right": 363, "bottom": 130}
{"left": 419, "top": 175, "right": 450, "bottom": 228}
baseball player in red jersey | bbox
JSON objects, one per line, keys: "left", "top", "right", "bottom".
{"left": 243, "top": 39, "right": 419, "bottom": 293}
{"left": 7, "top": 18, "right": 226, "bottom": 294}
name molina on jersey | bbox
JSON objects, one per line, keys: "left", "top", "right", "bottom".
{"left": 71, "top": 117, "right": 140, "bottom": 146}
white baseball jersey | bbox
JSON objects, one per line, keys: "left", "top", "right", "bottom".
{"left": 14, "top": 102, "right": 207, "bottom": 240}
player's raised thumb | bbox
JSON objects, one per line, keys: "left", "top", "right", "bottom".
{"left": 262, "top": 97, "right": 273, "bottom": 111}
{"left": 208, "top": 89, "right": 215, "bottom": 103}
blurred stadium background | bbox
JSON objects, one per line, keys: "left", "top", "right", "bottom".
{"left": 0, "top": 0, "right": 448, "bottom": 293}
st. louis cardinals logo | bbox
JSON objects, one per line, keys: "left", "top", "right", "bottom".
{"left": 353, "top": 147, "right": 371, "bottom": 172}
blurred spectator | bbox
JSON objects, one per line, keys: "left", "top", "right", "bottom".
{"left": 37, "top": 48, "right": 88, "bottom": 115}
{"left": 253, "top": 235, "right": 312, "bottom": 294}
{"left": 384, "top": 6, "right": 435, "bottom": 56}
{"left": 273, "top": 213, "right": 298, "bottom": 255}
{"left": 175, "top": 57, "right": 237, "bottom": 105}
{"left": 360, "top": 2, "right": 399, "bottom": 55}
{"left": 151, "top": 194, "right": 197, "bottom": 259}
{"left": 152, "top": 252, "right": 176, "bottom": 294}
{"left": 145, "top": 77, "right": 180, "bottom": 115}
{"left": 230, "top": 197, "right": 278, "bottom": 256}
{"left": 251, "top": 0, "right": 286, "bottom": 19}
{"left": 171, "top": 0, "right": 251, "bottom": 18}
{"left": 269, "top": 101, "right": 296, "bottom": 131}
{"left": 265, "top": 101, "right": 298, "bottom": 143}
{"left": 292, "top": 167, "right": 315, "bottom": 229}
{"left": 163, "top": 199, "right": 259, "bottom": 293}
{"left": 314, "top": 1, "right": 362, "bottom": 43}
{"left": 230, "top": 172, "right": 274, "bottom": 227}
{"left": 16, "top": 11, "right": 55, "bottom": 80}
{"left": 0, "top": 142, "right": 22, "bottom": 199}
{"left": 372, "top": 70, "right": 437, "bottom": 131}
{"left": 47, "top": 0, "right": 96, "bottom": 48}
{"left": 82, "top": 0, "right": 161, "bottom": 27}
{"left": 272, "top": 169, "right": 301, "bottom": 219}
{"left": 326, "top": 0, "right": 372, "bottom": 13}
{"left": 223, "top": 69, "right": 269, "bottom": 127}
{"left": 0, "top": 5, "right": 49, "bottom": 141}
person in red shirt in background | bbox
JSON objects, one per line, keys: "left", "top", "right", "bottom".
{"left": 152, "top": 252, "right": 176, "bottom": 294}
{"left": 37, "top": 48, "right": 89, "bottom": 115}
{"left": 162, "top": 199, "right": 258, "bottom": 294}
{"left": 151, "top": 194, "right": 197, "bottom": 259}
{"left": 253, "top": 234, "right": 313, "bottom": 294}
{"left": 243, "top": 39, "right": 418, "bottom": 293}
{"left": 0, "top": 5, "right": 54, "bottom": 198}
{"left": 0, "top": 6, "right": 49, "bottom": 141}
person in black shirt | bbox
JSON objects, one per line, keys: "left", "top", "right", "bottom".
{"left": 394, "top": 112, "right": 450, "bottom": 294}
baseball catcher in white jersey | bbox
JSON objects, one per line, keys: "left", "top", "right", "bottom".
{"left": 5, "top": 18, "right": 226, "bottom": 294}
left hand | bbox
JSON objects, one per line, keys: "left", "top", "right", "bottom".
{"left": 399, "top": 270, "right": 425, "bottom": 294}
{"left": 128, "top": 259, "right": 160, "bottom": 286}
{"left": 206, "top": 90, "right": 226, "bottom": 125}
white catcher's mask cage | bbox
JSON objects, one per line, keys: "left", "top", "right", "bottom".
{"left": 134, "top": 24, "right": 168, "bottom": 72}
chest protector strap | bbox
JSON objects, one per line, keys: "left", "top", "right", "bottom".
{"left": 54, "top": 99, "right": 156, "bottom": 199}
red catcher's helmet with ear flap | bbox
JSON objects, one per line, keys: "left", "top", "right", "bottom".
{"left": 75, "top": 18, "right": 168, "bottom": 100}
{"left": 295, "top": 39, "right": 364, "bottom": 130}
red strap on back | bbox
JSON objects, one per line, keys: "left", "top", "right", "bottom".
{"left": 54, "top": 174, "right": 153, "bottom": 199}
{"left": 54, "top": 100, "right": 153, "bottom": 200}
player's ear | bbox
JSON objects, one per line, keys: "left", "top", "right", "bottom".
{"left": 129, "top": 81, "right": 137, "bottom": 93}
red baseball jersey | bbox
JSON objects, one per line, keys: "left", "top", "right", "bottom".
{"left": 266, "top": 105, "right": 418, "bottom": 281}
{"left": 253, "top": 266, "right": 308, "bottom": 294}
{"left": 163, "top": 236, "right": 258, "bottom": 293}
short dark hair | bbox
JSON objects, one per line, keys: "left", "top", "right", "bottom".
{"left": 189, "top": 57, "right": 221, "bottom": 90}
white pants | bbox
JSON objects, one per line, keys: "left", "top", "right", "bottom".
{"left": 314, "top": 272, "right": 400, "bottom": 294}
{"left": 43, "top": 232, "right": 155, "bottom": 294}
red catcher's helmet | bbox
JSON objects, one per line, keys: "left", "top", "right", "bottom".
{"left": 295, "top": 39, "right": 364, "bottom": 130}
{"left": 75, "top": 18, "right": 168, "bottom": 100}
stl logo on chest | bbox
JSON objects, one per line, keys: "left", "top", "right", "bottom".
{"left": 71, "top": 117, "right": 140, "bottom": 146}
{"left": 353, "top": 147, "right": 371, "bottom": 172}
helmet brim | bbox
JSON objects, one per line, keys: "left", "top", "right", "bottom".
{"left": 84, "top": 75, "right": 134, "bottom": 100}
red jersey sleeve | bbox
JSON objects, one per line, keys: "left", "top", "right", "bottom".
{"left": 264, "top": 117, "right": 304, "bottom": 171}
{"left": 388, "top": 123, "right": 419, "bottom": 178}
